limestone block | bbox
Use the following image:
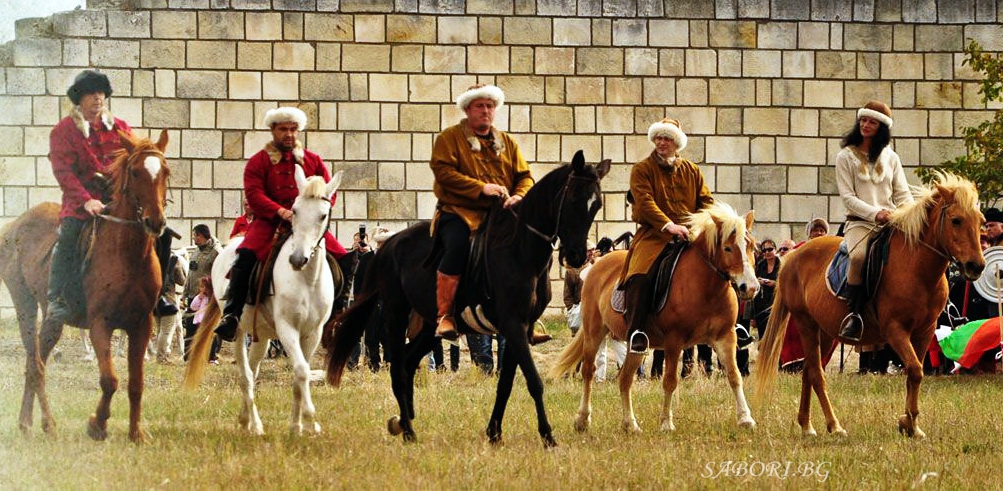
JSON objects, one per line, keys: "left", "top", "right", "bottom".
{"left": 920, "top": 53, "right": 952, "bottom": 81}
{"left": 600, "top": 134, "right": 625, "bottom": 163}
{"left": 604, "top": 78, "right": 640, "bottom": 105}
{"left": 895, "top": 138, "right": 919, "bottom": 166}
{"left": 708, "top": 79, "right": 752, "bottom": 106}
{"left": 640, "top": 21, "right": 684, "bottom": 48}
{"left": 494, "top": 75, "right": 544, "bottom": 104}
{"left": 284, "top": 13, "right": 304, "bottom": 41}
{"left": 893, "top": 25, "right": 914, "bottom": 51}
{"left": 262, "top": 72, "right": 299, "bottom": 100}
{"left": 227, "top": 71, "right": 261, "bottom": 99}
{"left": 642, "top": 78, "right": 675, "bottom": 105}
{"left": 920, "top": 139, "right": 964, "bottom": 167}
{"left": 301, "top": 73, "right": 349, "bottom": 101}
{"left": 915, "top": 82, "right": 962, "bottom": 109}
{"left": 508, "top": 46, "right": 531, "bottom": 74}
{"left": 307, "top": 131, "right": 343, "bottom": 160}
{"left": 3, "top": 187, "right": 27, "bottom": 217}
{"left": 5, "top": 69, "right": 45, "bottom": 96}
{"left": 151, "top": 11, "right": 196, "bottom": 39}
{"left": 237, "top": 42, "right": 271, "bottom": 70}
{"left": 369, "top": 133, "right": 411, "bottom": 161}
{"left": 575, "top": 48, "right": 623, "bottom": 76}
{"left": 32, "top": 96, "right": 59, "bottom": 126}
{"left": 133, "top": 70, "right": 155, "bottom": 98}
{"left": 242, "top": 128, "right": 272, "bottom": 155}
{"left": 349, "top": 72, "right": 366, "bottom": 100}
{"left": 531, "top": 105, "right": 574, "bottom": 133}
{"left": 620, "top": 48, "right": 656, "bottom": 76}
{"left": 686, "top": 20, "right": 707, "bottom": 48}
{"left": 815, "top": 52, "right": 855, "bottom": 79}
{"left": 53, "top": 10, "right": 106, "bottom": 38}
{"left": 756, "top": 79, "right": 771, "bottom": 107}
{"left": 673, "top": 79, "right": 705, "bottom": 105}
{"left": 13, "top": 39, "right": 62, "bottom": 67}
{"left": 708, "top": 49, "right": 736, "bottom": 76}
{"left": 749, "top": 136, "right": 775, "bottom": 163}
{"left": 560, "top": 135, "right": 602, "bottom": 162}
{"left": 182, "top": 188, "right": 222, "bottom": 217}
{"left": 937, "top": 0, "right": 975, "bottom": 23}
{"left": 778, "top": 51, "right": 811, "bottom": 79}
{"left": 386, "top": 15, "right": 435, "bottom": 43}
{"left": 612, "top": 19, "right": 647, "bottom": 47}
{"left": 705, "top": 136, "right": 749, "bottom": 164}
{"left": 177, "top": 70, "right": 227, "bottom": 99}
{"left": 596, "top": 106, "right": 633, "bottom": 134}
{"left": 554, "top": 18, "right": 591, "bottom": 46}
{"left": 798, "top": 22, "right": 829, "bottom": 49}
{"left": 818, "top": 109, "right": 852, "bottom": 137}
{"left": 274, "top": 43, "right": 316, "bottom": 71}
{"left": 246, "top": 13, "right": 283, "bottom": 40}
{"left": 686, "top": 49, "right": 717, "bottom": 76}
{"left": 961, "top": 82, "right": 983, "bottom": 109}
{"left": 366, "top": 191, "right": 415, "bottom": 220}
{"left": 857, "top": 52, "right": 880, "bottom": 79}
{"left": 843, "top": 81, "right": 892, "bottom": 108}
{"left": 404, "top": 75, "right": 447, "bottom": 103}
{"left": 433, "top": 16, "right": 475, "bottom": 45}
{"left": 744, "top": 108, "right": 789, "bottom": 135}
{"left": 545, "top": 76, "right": 566, "bottom": 104}
{"left": 468, "top": 46, "right": 509, "bottom": 73}
{"left": 758, "top": 22, "right": 796, "bottom": 49}
{"left": 803, "top": 80, "right": 843, "bottom": 108}
{"left": 181, "top": 130, "right": 222, "bottom": 159}
{"left": 301, "top": 13, "right": 353, "bottom": 41}
{"left": 377, "top": 162, "right": 405, "bottom": 191}
{"left": 154, "top": 69, "right": 175, "bottom": 98}
{"left": 62, "top": 39, "right": 89, "bottom": 67}
{"left": 108, "top": 11, "right": 150, "bottom": 38}
{"left": 743, "top": 50, "right": 781, "bottom": 77}
{"left": 14, "top": 17, "right": 53, "bottom": 39}
{"left": 198, "top": 12, "right": 243, "bottom": 39}
{"left": 714, "top": 165, "right": 740, "bottom": 193}
{"left": 368, "top": 74, "right": 407, "bottom": 102}
{"left": 780, "top": 195, "right": 828, "bottom": 223}
{"left": 504, "top": 17, "right": 551, "bottom": 46}
{"left": 954, "top": 110, "right": 993, "bottom": 134}
{"left": 741, "top": 165, "right": 786, "bottom": 193}
{"left": 789, "top": 108, "right": 819, "bottom": 136}
{"left": 574, "top": 106, "right": 596, "bottom": 133}
{"left": 423, "top": 46, "right": 464, "bottom": 73}
{"left": 881, "top": 53, "right": 923, "bottom": 80}
{"left": 478, "top": 17, "right": 502, "bottom": 45}
{"left": 886, "top": 109, "right": 926, "bottom": 137}
{"left": 23, "top": 127, "right": 50, "bottom": 157}
{"left": 664, "top": 107, "right": 715, "bottom": 135}
{"left": 928, "top": 110, "right": 953, "bottom": 137}
{"left": 843, "top": 24, "right": 892, "bottom": 52}
{"left": 789, "top": 166, "right": 819, "bottom": 194}
{"left": 775, "top": 137, "right": 826, "bottom": 164}
{"left": 353, "top": 15, "right": 385, "bottom": 43}
{"left": 144, "top": 99, "right": 189, "bottom": 128}
{"left": 534, "top": 47, "right": 575, "bottom": 75}
{"left": 0, "top": 157, "right": 36, "bottom": 185}
{"left": 621, "top": 134, "right": 649, "bottom": 163}
{"left": 708, "top": 21, "right": 756, "bottom": 48}
{"left": 219, "top": 132, "right": 242, "bottom": 160}
{"left": 169, "top": 0, "right": 209, "bottom": 7}
{"left": 965, "top": 25, "right": 1003, "bottom": 51}
{"left": 215, "top": 101, "right": 253, "bottom": 130}
{"left": 398, "top": 104, "right": 439, "bottom": 132}
{"left": 189, "top": 100, "right": 215, "bottom": 128}
{"left": 187, "top": 41, "right": 236, "bottom": 69}
{"left": 89, "top": 40, "right": 139, "bottom": 68}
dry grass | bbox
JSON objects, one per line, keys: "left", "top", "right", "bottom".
{"left": 0, "top": 317, "right": 1001, "bottom": 490}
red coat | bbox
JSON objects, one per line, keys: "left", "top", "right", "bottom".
{"left": 49, "top": 113, "right": 132, "bottom": 220}
{"left": 229, "top": 215, "right": 251, "bottom": 238}
{"left": 239, "top": 144, "right": 346, "bottom": 262}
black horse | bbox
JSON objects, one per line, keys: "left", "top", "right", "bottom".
{"left": 325, "top": 150, "right": 610, "bottom": 447}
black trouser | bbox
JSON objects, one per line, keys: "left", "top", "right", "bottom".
{"left": 437, "top": 212, "right": 470, "bottom": 275}
{"left": 681, "top": 345, "right": 713, "bottom": 378}
{"left": 48, "top": 217, "right": 87, "bottom": 310}
{"left": 431, "top": 339, "right": 460, "bottom": 372}
{"left": 223, "top": 248, "right": 257, "bottom": 318}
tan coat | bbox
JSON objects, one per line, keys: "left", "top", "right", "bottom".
{"left": 430, "top": 120, "right": 533, "bottom": 234}
{"left": 622, "top": 152, "right": 713, "bottom": 280}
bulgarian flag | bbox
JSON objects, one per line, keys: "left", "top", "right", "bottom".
{"left": 939, "top": 318, "right": 1003, "bottom": 370}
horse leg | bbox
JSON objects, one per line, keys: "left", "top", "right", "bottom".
{"left": 277, "top": 324, "right": 315, "bottom": 436}
{"left": 508, "top": 332, "right": 557, "bottom": 447}
{"left": 32, "top": 316, "right": 65, "bottom": 436}
{"left": 387, "top": 320, "right": 429, "bottom": 442}
{"left": 618, "top": 352, "right": 644, "bottom": 433}
{"left": 799, "top": 325, "right": 846, "bottom": 436}
{"left": 711, "top": 337, "right": 755, "bottom": 429}
{"left": 574, "top": 331, "right": 606, "bottom": 432}
{"left": 797, "top": 364, "right": 816, "bottom": 437}
{"left": 886, "top": 326, "right": 929, "bottom": 438}
{"left": 87, "top": 323, "right": 117, "bottom": 441}
{"left": 298, "top": 324, "right": 324, "bottom": 435}
{"left": 237, "top": 329, "right": 264, "bottom": 435}
{"left": 16, "top": 291, "right": 41, "bottom": 437}
{"left": 126, "top": 322, "right": 152, "bottom": 442}
{"left": 486, "top": 337, "right": 519, "bottom": 445}
{"left": 659, "top": 347, "right": 681, "bottom": 432}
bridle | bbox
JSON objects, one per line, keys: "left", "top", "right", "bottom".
{"left": 917, "top": 202, "right": 959, "bottom": 264}
{"left": 299, "top": 195, "right": 333, "bottom": 265}
{"left": 510, "top": 171, "right": 600, "bottom": 247}
{"left": 695, "top": 230, "right": 755, "bottom": 286}
{"left": 96, "top": 148, "right": 167, "bottom": 236}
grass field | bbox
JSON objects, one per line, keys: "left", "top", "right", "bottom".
{"left": 0, "top": 316, "right": 1000, "bottom": 490}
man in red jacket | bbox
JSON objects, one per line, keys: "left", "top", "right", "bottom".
{"left": 215, "top": 107, "right": 350, "bottom": 341}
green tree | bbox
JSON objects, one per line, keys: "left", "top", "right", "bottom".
{"left": 916, "top": 40, "right": 1003, "bottom": 208}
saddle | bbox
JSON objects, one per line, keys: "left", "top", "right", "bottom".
{"left": 826, "top": 227, "right": 893, "bottom": 301}
{"left": 246, "top": 228, "right": 292, "bottom": 306}
{"left": 611, "top": 240, "right": 688, "bottom": 314}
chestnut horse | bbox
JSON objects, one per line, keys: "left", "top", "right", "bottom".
{"left": 551, "top": 203, "right": 759, "bottom": 433}
{"left": 0, "top": 130, "right": 170, "bottom": 442}
{"left": 756, "top": 173, "right": 985, "bottom": 438}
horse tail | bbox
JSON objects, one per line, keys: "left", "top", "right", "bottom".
{"left": 182, "top": 295, "right": 221, "bottom": 390}
{"left": 753, "top": 286, "right": 790, "bottom": 400}
{"left": 325, "top": 292, "right": 378, "bottom": 387}
{"left": 549, "top": 325, "right": 587, "bottom": 379}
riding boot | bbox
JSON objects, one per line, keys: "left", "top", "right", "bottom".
{"left": 435, "top": 272, "right": 461, "bottom": 340}
{"left": 623, "top": 275, "right": 652, "bottom": 353}
{"left": 216, "top": 249, "right": 256, "bottom": 342}
{"left": 46, "top": 219, "right": 85, "bottom": 324}
{"left": 322, "top": 252, "right": 357, "bottom": 336}
{"left": 838, "top": 284, "right": 865, "bottom": 342}
{"left": 153, "top": 228, "right": 180, "bottom": 316}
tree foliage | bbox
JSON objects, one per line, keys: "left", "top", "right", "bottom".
{"left": 916, "top": 40, "right": 1003, "bottom": 208}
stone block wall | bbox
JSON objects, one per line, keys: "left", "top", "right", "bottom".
{"left": 1, "top": 0, "right": 1000, "bottom": 315}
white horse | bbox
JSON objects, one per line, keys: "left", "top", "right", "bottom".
{"left": 184, "top": 166, "right": 343, "bottom": 435}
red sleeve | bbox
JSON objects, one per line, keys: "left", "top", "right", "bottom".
{"left": 49, "top": 122, "right": 94, "bottom": 213}
{"left": 244, "top": 154, "right": 281, "bottom": 220}
{"left": 115, "top": 118, "right": 132, "bottom": 135}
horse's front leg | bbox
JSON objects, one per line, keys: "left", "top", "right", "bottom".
{"left": 236, "top": 327, "right": 264, "bottom": 435}
{"left": 126, "top": 318, "right": 153, "bottom": 443}
{"left": 886, "top": 325, "right": 930, "bottom": 439}
{"left": 276, "top": 322, "right": 317, "bottom": 436}
{"left": 487, "top": 334, "right": 519, "bottom": 445}
{"left": 387, "top": 321, "right": 426, "bottom": 442}
{"left": 87, "top": 322, "right": 117, "bottom": 441}
{"left": 659, "top": 347, "right": 682, "bottom": 431}
{"left": 619, "top": 352, "right": 644, "bottom": 433}
{"left": 711, "top": 336, "right": 755, "bottom": 429}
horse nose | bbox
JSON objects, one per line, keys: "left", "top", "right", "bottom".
{"left": 289, "top": 252, "right": 307, "bottom": 270}
{"left": 965, "top": 260, "right": 985, "bottom": 280}
{"left": 144, "top": 217, "right": 166, "bottom": 236}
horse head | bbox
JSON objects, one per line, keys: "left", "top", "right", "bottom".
{"left": 113, "top": 129, "right": 170, "bottom": 236}
{"left": 685, "top": 203, "right": 760, "bottom": 300}
{"left": 891, "top": 172, "right": 985, "bottom": 281}
{"left": 288, "top": 166, "right": 342, "bottom": 271}
{"left": 556, "top": 150, "right": 611, "bottom": 268}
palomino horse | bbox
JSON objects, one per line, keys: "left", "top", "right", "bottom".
{"left": 184, "top": 166, "right": 344, "bottom": 435}
{"left": 0, "top": 130, "right": 170, "bottom": 442}
{"left": 551, "top": 203, "right": 759, "bottom": 433}
{"left": 326, "top": 151, "right": 610, "bottom": 447}
{"left": 756, "top": 173, "right": 985, "bottom": 438}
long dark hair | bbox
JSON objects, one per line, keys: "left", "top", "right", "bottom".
{"left": 840, "top": 120, "right": 891, "bottom": 163}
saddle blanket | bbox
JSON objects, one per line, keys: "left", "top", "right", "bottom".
{"left": 825, "top": 241, "right": 850, "bottom": 300}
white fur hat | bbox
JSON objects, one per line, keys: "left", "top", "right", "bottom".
{"left": 647, "top": 117, "right": 687, "bottom": 151}
{"left": 263, "top": 106, "right": 307, "bottom": 131}
{"left": 456, "top": 84, "right": 505, "bottom": 111}
{"left": 856, "top": 100, "right": 893, "bottom": 129}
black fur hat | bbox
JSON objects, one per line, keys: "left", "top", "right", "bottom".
{"left": 984, "top": 207, "right": 1003, "bottom": 224}
{"left": 67, "top": 70, "right": 112, "bottom": 105}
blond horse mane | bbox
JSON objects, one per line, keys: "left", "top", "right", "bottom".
{"left": 684, "top": 202, "right": 747, "bottom": 257}
{"left": 300, "top": 175, "right": 328, "bottom": 199}
{"left": 889, "top": 172, "right": 980, "bottom": 247}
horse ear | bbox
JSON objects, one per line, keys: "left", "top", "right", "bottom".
{"left": 572, "top": 149, "right": 585, "bottom": 171}
{"left": 745, "top": 210, "right": 755, "bottom": 230}
{"left": 595, "top": 159, "right": 612, "bottom": 179}
{"left": 118, "top": 130, "right": 136, "bottom": 153}
{"left": 326, "top": 170, "right": 344, "bottom": 199}
{"left": 294, "top": 164, "right": 308, "bottom": 191}
{"left": 155, "top": 129, "right": 169, "bottom": 152}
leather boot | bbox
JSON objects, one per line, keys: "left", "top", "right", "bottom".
{"left": 153, "top": 228, "right": 180, "bottom": 316}
{"left": 46, "top": 219, "right": 85, "bottom": 324}
{"left": 838, "top": 284, "right": 865, "bottom": 342}
{"left": 435, "top": 272, "right": 461, "bottom": 340}
{"left": 623, "top": 275, "right": 652, "bottom": 353}
{"left": 216, "top": 249, "right": 255, "bottom": 342}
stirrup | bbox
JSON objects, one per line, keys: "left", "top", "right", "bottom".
{"left": 628, "top": 331, "right": 649, "bottom": 354}
{"left": 839, "top": 313, "right": 863, "bottom": 342}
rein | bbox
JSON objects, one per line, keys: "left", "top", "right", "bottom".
{"left": 917, "top": 203, "right": 957, "bottom": 264}
{"left": 510, "top": 172, "right": 599, "bottom": 247}
{"left": 99, "top": 148, "right": 168, "bottom": 233}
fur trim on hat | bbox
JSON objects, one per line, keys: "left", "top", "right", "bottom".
{"left": 67, "top": 70, "right": 112, "bottom": 105}
{"left": 456, "top": 84, "right": 505, "bottom": 111}
{"left": 647, "top": 118, "right": 688, "bottom": 152}
{"left": 263, "top": 107, "right": 307, "bottom": 131}
{"left": 857, "top": 107, "right": 893, "bottom": 129}
{"left": 72, "top": 106, "right": 116, "bottom": 139}
{"left": 460, "top": 119, "right": 505, "bottom": 153}
{"left": 265, "top": 139, "right": 305, "bottom": 165}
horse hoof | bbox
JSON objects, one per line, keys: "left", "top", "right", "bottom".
{"left": 913, "top": 427, "right": 926, "bottom": 439}
{"left": 660, "top": 420, "right": 676, "bottom": 432}
{"left": 130, "top": 428, "right": 150, "bottom": 444}
{"left": 402, "top": 431, "right": 417, "bottom": 443}
{"left": 86, "top": 416, "right": 107, "bottom": 441}
{"left": 622, "top": 421, "right": 642, "bottom": 434}
{"left": 832, "top": 428, "right": 848, "bottom": 437}
{"left": 488, "top": 434, "right": 503, "bottom": 446}
{"left": 573, "top": 417, "right": 590, "bottom": 433}
{"left": 738, "top": 418, "right": 757, "bottom": 430}
{"left": 802, "top": 428, "right": 818, "bottom": 437}
{"left": 310, "top": 422, "right": 322, "bottom": 434}
{"left": 42, "top": 419, "right": 56, "bottom": 435}
{"left": 387, "top": 416, "right": 403, "bottom": 436}
{"left": 542, "top": 434, "right": 557, "bottom": 448}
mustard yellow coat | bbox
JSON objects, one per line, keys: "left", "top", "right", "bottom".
{"left": 622, "top": 152, "right": 713, "bottom": 281}
{"left": 430, "top": 120, "right": 534, "bottom": 234}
